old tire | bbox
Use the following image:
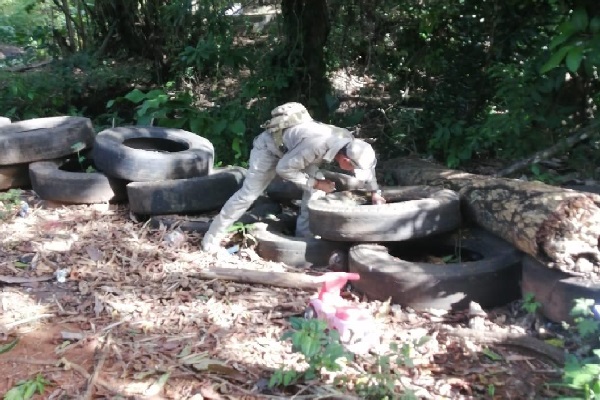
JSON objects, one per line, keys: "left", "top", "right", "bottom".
{"left": 308, "top": 186, "right": 461, "bottom": 242}
{"left": 253, "top": 223, "right": 351, "bottom": 268}
{"left": 29, "top": 158, "right": 128, "bottom": 204}
{"left": 0, "top": 116, "right": 95, "bottom": 166}
{"left": 127, "top": 167, "right": 246, "bottom": 215}
{"left": 0, "top": 164, "right": 30, "bottom": 190}
{"left": 348, "top": 227, "right": 523, "bottom": 311}
{"left": 92, "top": 126, "right": 214, "bottom": 181}
{"left": 521, "top": 255, "right": 600, "bottom": 323}
{"left": 148, "top": 197, "right": 289, "bottom": 233}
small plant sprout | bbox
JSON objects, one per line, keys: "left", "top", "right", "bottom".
{"left": 521, "top": 292, "right": 541, "bottom": 314}
{"left": 3, "top": 373, "right": 51, "bottom": 400}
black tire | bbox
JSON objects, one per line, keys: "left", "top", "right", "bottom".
{"left": 92, "top": 126, "right": 214, "bottom": 181}
{"left": 0, "top": 116, "right": 95, "bottom": 166}
{"left": 148, "top": 196, "right": 288, "bottom": 233}
{"left": 308, "top": 185, "right": 461, "bottom": 242}
{"left": 266, "top": 175, "right": 304, "bottom": 204}
{"left": 0, "top": 164, "right": 30, "bottom": 190}
{"left": 127, "top": 167, "right": 246, "bottom": 215}
{"left": 521, "top": 255, "right": 600, "bottom": 323}
{"left": 29, "top": 158, "right": 128, "bottom": 204}
{"left": 348, "top": 227, "right": 523, "bottom": 311}
{"left": 253, "top": 223, "right": 351, "bottom": 268}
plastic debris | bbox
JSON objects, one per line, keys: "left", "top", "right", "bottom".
{"left": 164, "top": 230, "right": 185, "bottom": 247}
{"left": 55, "top": 268, "right": 70, "bottom": 283}
{"left": 17, "top": 201, "right": 29, "bottom": 218}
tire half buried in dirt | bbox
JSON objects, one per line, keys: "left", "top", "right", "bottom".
{"left": 253, "top": 222, "right": 350, "bottom": 268}
{"left": 348, "top": 227, "right": 523, "bottom": 311}
{"left": 29, "top": 158, "right": 128, "bottom": 204}
{"left": 92, "top": 126, "right": 214, "bottom": 181}
{"left": 127, "top": 167, "right": 246, "bottom": 215}
{"left": 308, "top": 186, "right": 461, "bottom": 242}
{"left": 521, "top": 255, "right": 600, "bottom": 323}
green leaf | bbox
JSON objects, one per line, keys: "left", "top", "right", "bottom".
{"left": 24, "top": 383, "right": 37, "bottom": 399}
{"left": 14, "top": 261, "right": 28, "bottom": 269}
{"left": 482, "top": 348, "right": 503, "bottom": 361}
{"left": 571, "top": 298, "right": 594, "bottom": 317}
{"left": 214, "top": 120, "right": 227, "bottom": 134}
{"left": 549, "top": 32, "right": 572, "bottom": 50}
{"left": 540, "top": 45, "right": 572, "bottom": 74}
{"left": 231, "top": 137, "right": 241, "bottom": 158}
{"left": 571, "top": 7, "right": 589, "bottom": 32}
{"left": 228, "top": 119, "right": 245, "bottom": 135}
{"left": 576, "top": 318, "right": 599, "bottom": 338}
{"left": 0, "top": 338, "right": 19, "bottom": 354}
{"left": 189, "top": 116, "right": 206, "bottom": 133}
{"left": 125, "top": 89, "right": 147, "bottom": 104}
{"left": 106, "top": 99, "right": 115, "bottom": 109}
{"left": 590, "top": 17, "right": 600, "bottom": 34}
{"left": 3, "top": 386, "right": 24, "bottom": 400}
{"left": 565, "top": 46, "right": 584, "bottom": 73}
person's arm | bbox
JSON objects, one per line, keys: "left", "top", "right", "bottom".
{"left": 276, "top": 146, "right": 334, "bottom": 192}
{"left": 363, "top": 166, "right": 386, "bottom": 204}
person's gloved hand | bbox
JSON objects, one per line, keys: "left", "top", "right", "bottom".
{"left": 371, "top": 192, "right": 386, "bottom": 205}
{"left": 314, "top": 179, "right": 336, "bottom": 193}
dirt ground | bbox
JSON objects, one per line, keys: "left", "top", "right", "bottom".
{"left": 0, "top": 190, "right": 577, "bottom": 399}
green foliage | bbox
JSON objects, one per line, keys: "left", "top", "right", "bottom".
{"left": 108, "top": 85, "right": 252, "bottom": 166}
{"left": 541, "top": 5, "right": 600, "bottom": 75}
{"left": 0, "top": 55, "right": 151, "bottom": 121}
{"left": 348, "top": 340, "right": 426, "bottom": 400}
{"left": 0, "top": 188, "right": 22, "bottom": 220}
{"left": 3, "top": 373, "right": 50, "bottom": 400}
{"left": 269, "top": 317, "right": 352, "bottom": 387}
{"left": 521, "top": 292, "right": 542, "bottom": 314}
{"left": 227, "top": 221, "right": 257, "bottom": 247}
{"left": 556, "top": 298, "right": 600, "bottom": 399}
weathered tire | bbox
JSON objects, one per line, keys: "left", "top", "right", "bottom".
{"left": 253, "top": 223, "right": 351, "bottom": 268}
{"left": 29, "top": 158, "right": 128, "bottom": 204}
{"left": 348, "top": 227, "right": 523, "bottom": 311}
{"left": 148, "top": 197, "right": 290, "bottom": 233}
{"left": 266, "top": 175, "right": 304, "bottom": 204}
{"left": 0, "top": 116, "right": 95, "bottom": 166}
{"left": 0, "top": 164, "right": 30, "bottom": 190}
{"left": 562, "top": 184, "right": 600, "bottom": 195}
{"left": 521, "top": 255, "right": 600, "bottom": 323}
{"left": 92, "top": 126, "right": 214, "bottom": 181}
{"left": 308, "top": 186, "right": 461, "bottom": 242}
{"left": 127, "top": 167, "right": 246, "bottom": 215}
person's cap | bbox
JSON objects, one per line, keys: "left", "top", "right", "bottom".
{"left": 261, "top": 102, "right": 313, "bottom": 133}
{"left": 345, "top": 139, "right": 376, "bottom": 182}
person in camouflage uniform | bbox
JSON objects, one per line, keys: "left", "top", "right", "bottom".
{"left": 201, "top": 102, "right": 385, "bottom": 254}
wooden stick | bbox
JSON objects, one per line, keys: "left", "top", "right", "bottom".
{"left": 191, "top": 267, "right": 321, "bottom": 289}
{"left": 495, "top": 122, "right": 600, "bottom": 177}
{"left": 83, "top": 333, "right": 111, "bottom": 400}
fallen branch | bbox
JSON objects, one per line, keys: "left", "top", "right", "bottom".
{"left": 83, "top": 333, "right": 112, "bottom": 400}
{"left": 0, "top": 275, "right": 54, "bottom": 284}
{"left": 191, "top": 267, "right": 321, "bottom": 289}
{"left": 442, "top": 327, "right": 565, "bottom": 366}
{"left": 495, "top": 122, "right": 600, "bottom": 177}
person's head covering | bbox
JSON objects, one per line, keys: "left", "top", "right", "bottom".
{"left": 345, "top": 139, "right": 376, "bottom": 182}
{"left": 261, "top": 102, "right": 313, "bottom": 133}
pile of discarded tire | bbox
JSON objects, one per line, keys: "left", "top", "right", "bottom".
{"left": 3, "top": 116, "right": 594, "bottom": 318}
{"left": 253, "top": 177, "right": 525, "bottom": 312}
{"left": 0, "top": 116, "right": 245, "bottom": 209}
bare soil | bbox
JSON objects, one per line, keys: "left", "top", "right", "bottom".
{"left": 0, "top": 190, "right": 577, "bottom": 399}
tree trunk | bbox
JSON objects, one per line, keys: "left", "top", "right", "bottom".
{"left": 384, "top": 157, "right": 600, "bottom": 275}
{"left": 280, "top": 0, "right": 331, "bottom": 119}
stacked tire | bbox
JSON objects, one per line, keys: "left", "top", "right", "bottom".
{"left": 298, "top": 185, "right": 523, "bottom": 312}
